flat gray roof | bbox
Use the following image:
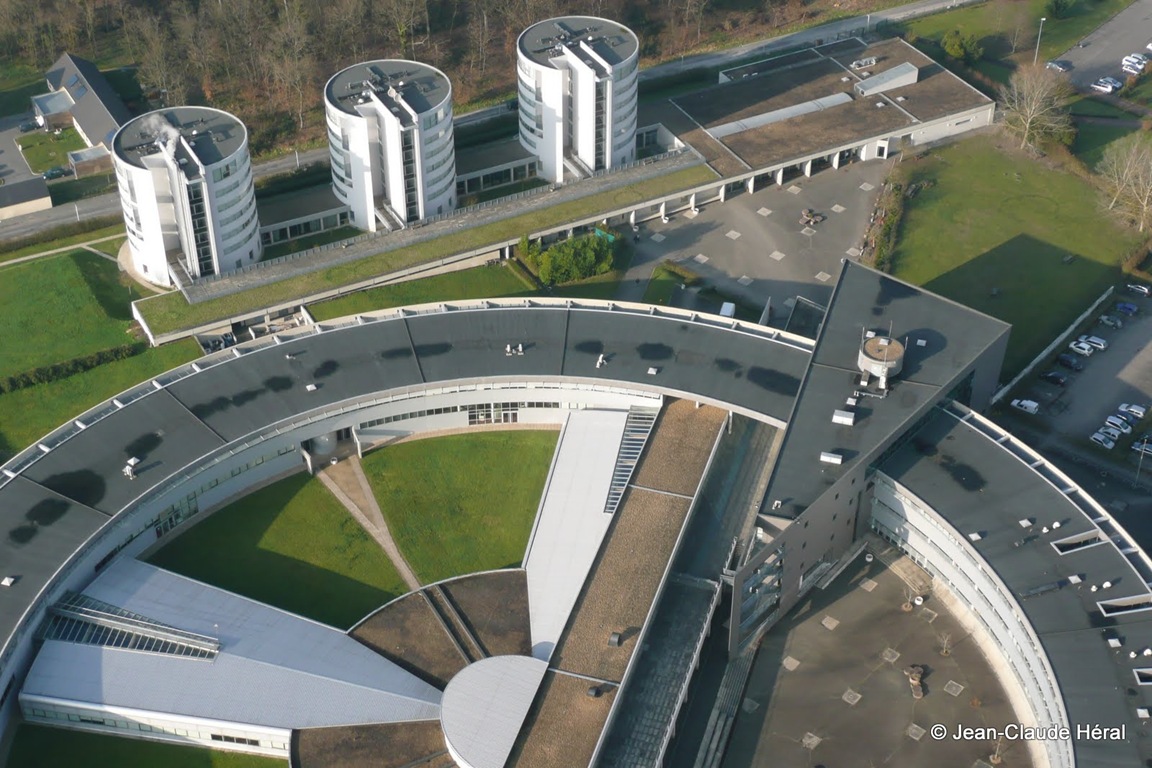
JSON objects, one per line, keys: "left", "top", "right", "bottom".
{"left": 325, "top": 60, "right": 451, "bottom": 120}
{"left": 456, "top": 136, "right": 535, "bottom": 177}
{"left": 763, "top": 261, "right": 1010, "bottom": 518}
{"left": 257, "top": 185, "right": 346, "bottom": 227}
{"left": 113, "top": 107, "right": 246, "bottom": 171}
{"left": 881, "top": 409, "right": 1152, "bottom": 766}
{"left": 518, "top": 16, "right": 638, "bottom": 70}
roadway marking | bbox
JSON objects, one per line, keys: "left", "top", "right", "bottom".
{"left": 860, "top": 182, "right": 875, "bottom": 191}
{"left": 846, "top": 247, "right": 862, "bottom": 258}
{"left": 801, "top": 227, "right": 816, "bottom": 236}
{"left": 787, "top": 185, "right": 802, "bottom": 195}
{"left": 757, "top": 207, "right": 772, "bottom": 217}
{"left": 693, "top": 253, "right": 709, "bottom": 264}
{"left": 815, "top": 271, "right": 832, "bottom": 282}
{"left": 769, "top": 250, "right": 786, "bottom": 261}
{"left": 737, "top": 275, "right": 753, "bottom": 286}
{"left": 831, "top": 204, "right": 846, "bottom": 213}
{"left": 650, "top": 233, "right": 666, "bottom": 243}
{"left": 726, "top": 230, "right": 741, "bottom": 240}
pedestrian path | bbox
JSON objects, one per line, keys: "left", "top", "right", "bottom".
{"left": 317, "top": 456, "right": 422, "bottom": 592}
{"left": 1, "top": 232, "right": 124, "bottom": 268}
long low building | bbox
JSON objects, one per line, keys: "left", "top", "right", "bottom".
{"left": 1, "top": 264, "right": 1151, "bottom": 767}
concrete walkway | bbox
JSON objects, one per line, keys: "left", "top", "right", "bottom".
{"left": 1, "top": 232, "right": 124, "bottom": 268}
{"left": 317, "top": 456, "right": 422, "bottom": 592}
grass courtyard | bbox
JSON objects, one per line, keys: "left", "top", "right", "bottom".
{"left": 892, "top": 135, "right": 1138, "bottom": 377}
{"left": 15, "top": 127, "right": 86, "bottom": 173}
{"left": 148, "top": 472, "right": 407, "bottom": 629}
{"left": 362, "top": 432, "right": 558, "bottom": 584}
{"left": 0, "top": 250, "right": 151, "bottom": 379}
{"left": 5, "top": 724, "right": 282, "bottom": 768}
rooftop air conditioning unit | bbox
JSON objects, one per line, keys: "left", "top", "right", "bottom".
{"left": 820, "top": 451, "right": 843, "bottom": 465}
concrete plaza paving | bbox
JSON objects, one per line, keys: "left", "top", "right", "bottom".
{"left": 723, "top": 554, "right": 1033, "bottom": 768}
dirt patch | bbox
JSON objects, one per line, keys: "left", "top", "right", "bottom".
{"left": 351, "top": 592, "right": 467, "bottom": 689}
{"left": 295, "top": 720, "right": 444, "bottom": 768}
{"left": 442, "top": 569, "right": 532, "bottom": 658}
{"left": 506, "top": 671, "right": 618, "bottom": 768}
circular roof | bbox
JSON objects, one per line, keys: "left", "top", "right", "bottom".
{"left": 440, "top": 655, "right": 548, "bottom": 768}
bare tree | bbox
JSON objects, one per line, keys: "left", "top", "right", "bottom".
{"left": 128, "top": 8, "right": 188, "bottom": 106}
{"left": 1098, "top": 134, "right": 1152, "bottom": 232}
{"left": 269, "top": 0, "right": 316, "bottom": 132}
{"left": 379, "top": 0, "right": 422, "bottom": 57}
{"left": 998, "top": 64, "right": 1073, "bottom": 150}
{"left": 469, "top": 0, "right": 494, "bottom": 76}
{"left": 938, "top": 631, "right": 953, "bottom": 656}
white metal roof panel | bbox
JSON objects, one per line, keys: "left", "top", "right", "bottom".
{"left": 440, "top": 655, "right": 548, "bottom": 768}
{"left": 524, "top": 410, "right": 627, "bottom": 660}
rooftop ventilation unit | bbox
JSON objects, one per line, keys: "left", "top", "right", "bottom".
{"left": 851, "top": 57, "right": 878, "bottom": 70}
{"left": 832, "top": 409, "right": 855, "bottom": 426}
{"left": 819, "top": 451, "right": 843, "bottom": 465}
{"left": 858, "top": 330, "right": 905, "bottom": 380}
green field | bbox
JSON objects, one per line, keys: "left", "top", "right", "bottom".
{"left": 15, "top": 127, "right": 86, "bottom": 173}
{"left": 362, "top": 432, "right": 557, "bottom": 584}
{"left": 0, "top": 222, "right": 125, "bottom": 265}
{"left": 643, "top": 264, "right": 684, "bottom": 306}
{"left": 0, "top": 250, "right": 150, "bottom": 378}
{"left": 893, "top": 135, "right": 1137, "bottom": 376}
{"left": 0, "top": 340, "right": 200, "bottom": 463}
{"left": 1069, "top": 95, "right": 1137, "bottom": 119}
{"left": 136, "top": 165, "right": 717, "bottom": 336}
{"left": 149, "top": 472, "right": 407, "bottom": 628}
{"left": 6, "top": 724, "right": 283, "bottom": 768}
{"left": 309, "top": 263, "right": 531, "bottom": 321}
{"left": 1072, "top": 122, "right": 1138, "bottom": 167}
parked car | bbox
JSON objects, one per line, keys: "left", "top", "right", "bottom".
{"left": 1056, "top": 353, "right": 1085, "bottom": 371}
{"left": 1105, "top": 415, "right": 1133, "bottom": 434}
{"left": 1104, "top": 76, "right": 1125, "bottom": 89}
{"left": 18, "top": 120, "right": 37, "bottom": 133}
{"left": 1092, "top": 79, "right": 1118, "bottom": 93}
{"left": 1133, "top": 437, "right": 1152, "bottom": 455}
{"left": 1115, "top": 301, "right": 1140, "bottom": 317}
{"left": 1078, "top": 334, "right": 1109, "bottom": 350}
{"left": 1123, "top": 65, "right": 1143, "bottom": 77}
{"left": 1068, "top": 340, "right": 1095, "bottom": 357}
{"left": 1091, "top": 431, "right": 1117, "bottom": 450}
{"left": 1011, "top": 398, "right": 1040, "bottom": 414}
{"left": 1099, "top": 425, "right": 1124, "bottom": 441}
{"left": 42, "top": 166, "right": 69, "bottom": 180}
{"left": 1128, "top": 283, "right": 1150, "bottom": 297}
{"left": 1120, "top": 403, "right": 1148, "bottom": 420}
{"left": 1039, "top": 371, "right": 1067, "bottom": 386}
{"left": 1099, "top": 314, "right": 1124, "bottom": 329}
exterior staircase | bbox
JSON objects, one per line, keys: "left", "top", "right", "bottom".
{"left": 603, "top": 405, "right": 660, "bottom": 515}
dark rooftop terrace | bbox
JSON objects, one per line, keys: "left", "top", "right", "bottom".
{"left": 881, "top": 408, "right": 1152, "bottom": 767}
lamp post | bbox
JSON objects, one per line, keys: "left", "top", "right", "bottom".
{"left": 1034, "top": 17, "right": 1047, "bottom": 65}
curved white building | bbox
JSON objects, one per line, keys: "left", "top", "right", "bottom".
{"left": 516, "top": 16, "right": 639, "bottom": 183}
{"left": 324, "top": 60, "right": 455, "bottom": 231}
{"left": 112, "top": 107, "right": 260, "bottom": 285}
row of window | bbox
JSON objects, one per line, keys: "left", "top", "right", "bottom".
{"left": 26, "top": 707, "right": 279, "bottom": 746}
{"left": 360, "top": 401, "right": 562, "bottom": 429}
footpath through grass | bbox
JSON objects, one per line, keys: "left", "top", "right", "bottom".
{"left": 148, "top": 472, "right": 407, "bottom": 629}
{"left": 0, "top": 222, "right": 125, "bottom": 265}
{"left": 0, "top": 340, "right": 200, "bottom": 463}
{"left": 6, "top": 724, "right": 283, "bottom": 768}
{"left": 137, "top": 164, "right": 716, "bottom": 336}
{"left": 892, "top": 135, "right": 1137, "bottom": 377}
{"left": 0, "top": 250, "right": 150, "bottom": 379}
{"left": 362, "top": 431, "right": 558, "bottom": 584}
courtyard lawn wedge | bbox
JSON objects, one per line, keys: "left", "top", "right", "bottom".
{"left": 148, "top": 472, "right": 408, "bottom": 629}
{"left": 6, "top": 724, "right": 283, "bottom": 768}
{"left": 361, "top": 431, "right": 558, "bottom": 585}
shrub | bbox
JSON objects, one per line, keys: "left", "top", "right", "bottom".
{"left": 1046, "top": 0, "right": 1074, "bottom": 19}
{"left": 520, "top": 233, "right": 618, "bottom": 286}
{"left": 659, "top": 260, "right": 704, "bottom": 286}
{"left": 941, "top": 29, "right": 983, "bottom": 65}
{"left": 0, "top": 343, "right": 148, "bottom": 395}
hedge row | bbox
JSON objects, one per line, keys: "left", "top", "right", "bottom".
{"left": 0, "top": 215, "right": 122, "bottom": 256}
{"left": 869, "top": 182, "right": 906, "bottom": 274}
{"left": 1, "top": 342, "right": 148, "bottom": 395}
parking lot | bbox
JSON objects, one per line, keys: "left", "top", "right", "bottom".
{"left": 622, "top": 159, "right": 890, "bottom": 318}
{"left": 1058, "top": 0, "right": 1152, "bottom": 88}
{"left": 0, "top": 112, "right": 38, "bottom": 188}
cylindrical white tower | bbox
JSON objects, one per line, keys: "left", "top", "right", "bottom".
{"left": 112, "top": 106, "right": 260, "bottom": 286}
{"left": 324, "top": 60, "right": 455, "bottom": 232}
{"left": 516, "top": 16, "right": 639, "bottom": 184}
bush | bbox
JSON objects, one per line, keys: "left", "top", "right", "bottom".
{"left": 1046, "top": 0, "right": 1074, "bottom": 19}
{"left": 941, "top": 29, "right": 983, "bottom": 65}
{"left": 659, "top": 260, "right": 704, "bottom": 286}
{"left": 867, "top": 182, "right": 905, "bottom": 273}
{"left": 520, "top": 233, "right": 617, "bottom": 286}
{"left": 0, "top": 343, "right": 148, "bottom": 395}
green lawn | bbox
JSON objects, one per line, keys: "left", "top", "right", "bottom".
{"left": 136, "top": 165, "right": 717, "bottom": 336}
{"left": 643, "top": 264, "right": 684, "bottom": 306}
{"left": 149, "top": 472, "right": 407, "bottom": 629}
{"left": 261, "top": 226, "right": 359, "bottom": 260}
{"left": 0, "top": 340, "right": 200, "bottom": 462}
{"left": 6, "top": 724, "right": 284, "bottom": 768}
{"left": 0, "top": 222, "right": 125, "bottom": 265}
{"left": 89, "top": 236, "right": 129, "bottom": 258}
{"left": 0, "top": 250, "right": 150, "bottom": 378}
{"left": 309, "top": 263, "right": 531, "bottom": 321}
{"left": 16, "top": 127, "right": 87, "bottom": 173}
{"left": 1069, "top": 95, "right": 1138, "bottom": 119}
{"left": 1072, "top": 122, "right": 1138, "bottom": 168}
{"left": 362, "top": 432, "right": 558, "bottom": 584}
{"left": 892, "top": 135, "right": 1137, "bottom": 377}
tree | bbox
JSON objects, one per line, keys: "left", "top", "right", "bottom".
{"left": 997, "top": 64, "right": 1073, "bottom": 150}
{"left": 1097, "top": 134, "right": 1152, "bottom": 232}
{"left": 1045, "top": 0, "right": 1073, "bottom": 19}
{"left": 941, "top": 28, "right": 983, "bottom": 65}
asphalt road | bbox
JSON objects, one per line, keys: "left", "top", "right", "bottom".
{"left": 1, "top": 0, "right": 979, "bottom": 242}
{"left": 1059, "top": 0, "right": 1152, "bottom": 87}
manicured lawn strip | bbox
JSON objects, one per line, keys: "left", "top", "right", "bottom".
{"left": 88, "top": 236, "right": 129, "bottom": 258}
{"left": 0, "top": 223, "right": 126, "bottom": 264}
{"left": 1069, "top": 96, "right": 1138, "bottom": 119}
{"left": 0, "top": 250, "right": 149, "bottom": 378}
{"left": 16, "top": 127, "right": 87, "bottom": 173}
{"left": 6, "top": 724, "right": 283, "bottom": 768}
{"left": 138, "top": 165, "right": 718, "bottom": 335}
{"left": 1072, "top": 122, "right": 1137, "bottom": 168}
{"left": 149, "top": 472, "right": 407, "bottom": 629}
{"left": 892, "top": 135, "right": 1136, "bottom": 377}
{"left": 309, "top": 263, "right": 531, "bottom": 321}
{"left": 643, "top": 264, "right": 684, "bottom": 306}
{"left": 261, "top": 226, "right": 359, "bottom": 260}
{"left": 362, "top": 432, "right": 558, "bottom": 584}
{"left": 0, "top": 340, "right": 200, "bottom": 462}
